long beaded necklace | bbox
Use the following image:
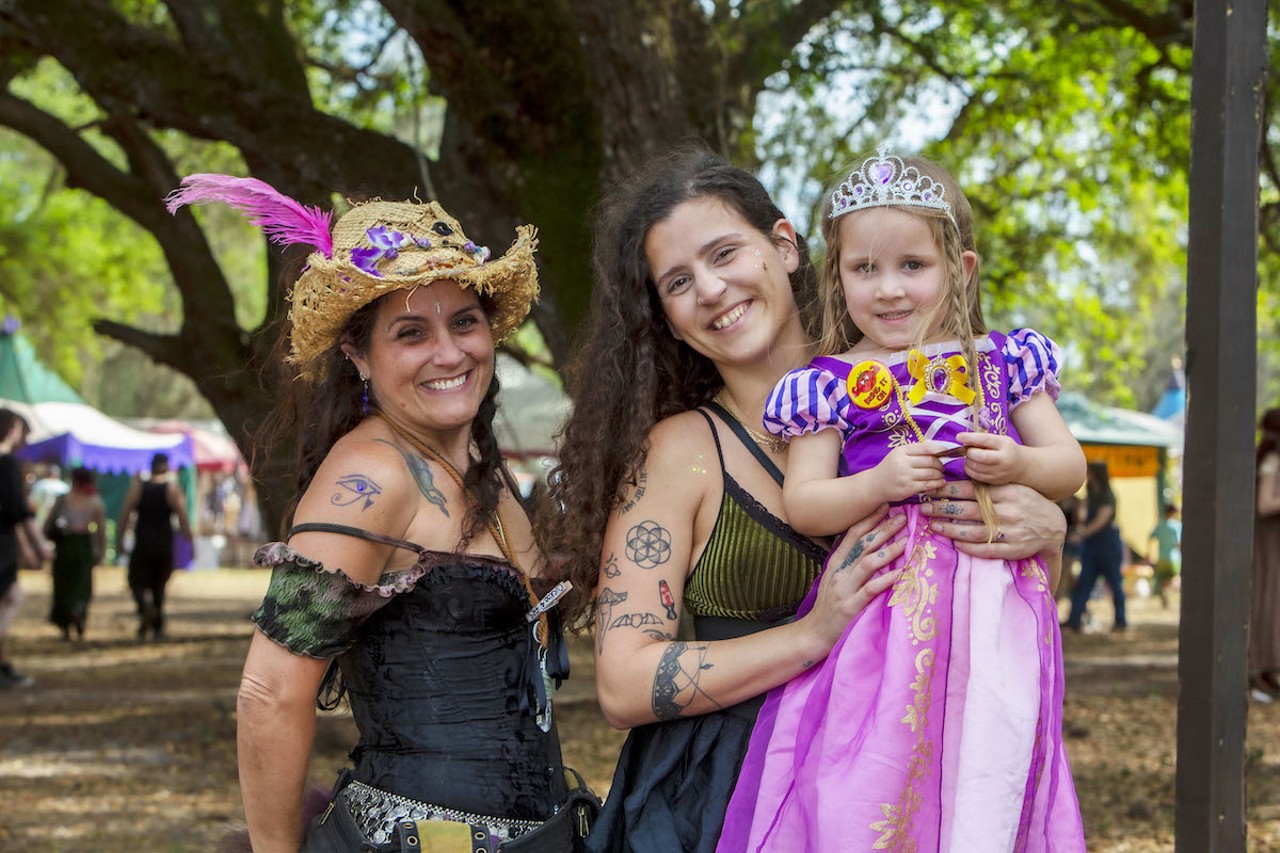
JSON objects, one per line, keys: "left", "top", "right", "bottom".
{"left": 713, "top": 390, "right": 788, "bottom": 454}
{"left": 378, "top": 413, "right": 548, "bottom": 648}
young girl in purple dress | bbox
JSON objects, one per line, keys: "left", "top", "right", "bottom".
{"left": 718, "top": 147, "right": 1088, "bottom": 852}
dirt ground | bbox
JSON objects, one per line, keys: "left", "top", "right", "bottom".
{"left": 2, "top": 567, "right": 1280, "bottom": 852}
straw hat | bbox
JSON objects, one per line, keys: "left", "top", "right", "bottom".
{"left": 164, "top": 175, "right": 538, "bottom": 381}
{"left": 288, "top": 200, "right": 538, "bottom": 379}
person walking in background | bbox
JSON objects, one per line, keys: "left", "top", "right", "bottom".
{"left": 1057, "top": 493, "right": 1084, "bottom": 603}
{"left": 116, "top": 452, "right": 193, "bottom": 641}
{"left": 0, "top": 408, "right": 51, "bottom": 687}
{"left": 1249, "top": 407, "right": 1280, "bottom": 702}
{"left": 1064, "top": 461, "right": 1127, "bottom": 633}
{"left": 1147, "top": 502, "right": 1182, "bottom": 610}
{"left": 45, "top": 467, "right": 106, "bottom": 641}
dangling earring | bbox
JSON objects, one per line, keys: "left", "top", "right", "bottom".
{"left": 360, "top": 376, "right": 370, "bottom": 414}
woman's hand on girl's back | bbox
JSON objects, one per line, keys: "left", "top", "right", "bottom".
{"left": 800, "top": 507, "right": 908, "bottom": 654}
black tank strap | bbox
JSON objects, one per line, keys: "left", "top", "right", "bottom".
{"left": 703, "top": 401, "right": 785, "bottom": 489}
{"left": 695, "top": 408, "right": 728, "bottom": 474}
{"left": 288, "top": 521, "right": 424, "bottom": 555}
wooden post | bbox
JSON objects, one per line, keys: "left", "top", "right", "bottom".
{"left": 1175, "top": 0, "right": 1267, "bottom": 850}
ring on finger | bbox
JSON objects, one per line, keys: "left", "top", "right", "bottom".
{"left": 996, "top": 529, "right": 1006, "bottom": 542}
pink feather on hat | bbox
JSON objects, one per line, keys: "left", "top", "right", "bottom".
{"left": 164, "top": 173, "right": 335, "bottom": 258}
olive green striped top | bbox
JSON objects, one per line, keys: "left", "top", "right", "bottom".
{"left": 683, "top": 408, "right": 826, "bottom": 622}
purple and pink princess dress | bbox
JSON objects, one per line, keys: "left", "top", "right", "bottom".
{"left": 717, "top": 329, "right": 1086, "bottom": 852}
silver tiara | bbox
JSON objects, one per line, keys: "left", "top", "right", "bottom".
{"left": 829, "top": 144, "right": 954, "bottom": 226}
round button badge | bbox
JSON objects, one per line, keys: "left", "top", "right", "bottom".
{"left": 847, "top": 359, "right": 895, "bottom": 409}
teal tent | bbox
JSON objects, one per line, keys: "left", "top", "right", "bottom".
{"left": 0, "top": 327, "right": 85, "bottom": 406}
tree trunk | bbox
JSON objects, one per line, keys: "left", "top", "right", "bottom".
{"left": 0, "top": 0, "right": 834, "bottom": 531}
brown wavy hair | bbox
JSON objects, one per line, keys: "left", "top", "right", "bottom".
{"left": 540, "top": 144, "right": 820, "bottom": 631}
{"left": 260, "top": 292, "right": 505, "bottom": 551}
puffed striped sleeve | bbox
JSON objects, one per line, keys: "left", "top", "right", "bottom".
{"left": 1003, "top": 327, "right": 1064, "bottom": 408}
{"left": 763, "top": 365, "right": 850, "bottom": 438}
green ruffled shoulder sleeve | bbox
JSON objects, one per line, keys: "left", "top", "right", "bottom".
{"left": 250, "top": 541, "right": 429, "bottom": 659}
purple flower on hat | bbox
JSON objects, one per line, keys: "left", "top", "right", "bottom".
{"left": 351, "top": 227, "right": 422, "bottom": 276}
{"left": 350, "top": 247, "right": 385, "bottom": 277}
{"left": 367, "top": 226, "right": 408, "bottom": 259}
{"left": 414, "top": 236, "right": 433, "bottom": 249}
{"left": 464, "top": 241, "right": 491, "bottom": 263}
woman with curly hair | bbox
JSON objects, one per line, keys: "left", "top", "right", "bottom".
{"left": 542, "top": 146, "right": 1070, "bottom": 852}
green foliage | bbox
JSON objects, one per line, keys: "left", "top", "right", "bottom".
{"left": 753, "top": 1, "right": 1196, "bottom": 411}
{"left": 2, "top": 0, "right": 1273, "bottom": 428}
{"left": 0, "top": 126, "right": 170, "bottom": 380}
{"left": 0, "top": 58, "right": 264, "bottom": 410}
{"left": 293, "top": 1, "right": 445, "bottom": 159}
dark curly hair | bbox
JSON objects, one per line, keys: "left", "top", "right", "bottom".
{"left": 261, "top": 292, "right": 505, "bottom": 551}
{"left": 540, "top": 144, "right": 820, "bottom": 631}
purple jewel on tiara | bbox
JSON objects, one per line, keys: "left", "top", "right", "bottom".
{"left": 829, "top": 142, "right": 957, "bottom": 226}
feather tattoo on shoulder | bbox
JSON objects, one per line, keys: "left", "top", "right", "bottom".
{"left": 375, "top": 438, "right": 449, "bottom": 516}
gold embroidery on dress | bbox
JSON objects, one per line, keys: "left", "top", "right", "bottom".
{"left": 873, "top": 538, "right": 942, "bottom": 850}
{"left": 888, "top": 429, "right": 913, "bottom": 450}
{"left": 887, "top": 539, "right": 940, "bottom": 645}
{"left": 871, "top": 646, "right": 936, "bottom": 852}
{"left": 981, "top": 355, "right": 1005, "bottom": 427}
{"left": 870, "top": 802, "right": 910, "bottom": 851}
{"left": 1018, "top": 558, "right": 1053, "bottom": 599}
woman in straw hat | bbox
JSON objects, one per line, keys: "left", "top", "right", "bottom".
{"left": 541, "top": 146, "right": 1068, "bottom": 852}
{"left": 168, "top": 178, "right": 591, "bottom": 852}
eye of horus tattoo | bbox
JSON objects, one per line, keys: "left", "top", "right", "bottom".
{"left": 332, "top": 474, "right": 382, "bottom": 510}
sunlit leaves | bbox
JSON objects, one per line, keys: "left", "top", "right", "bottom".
{"left": 0, "top": 128, "right": 169, "bottom": 384}
{"left": 753, "top": 0, "right": 1198, "bottom": 411}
